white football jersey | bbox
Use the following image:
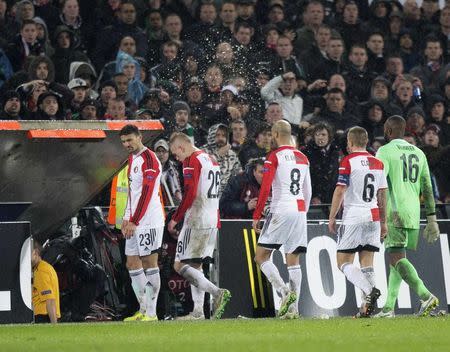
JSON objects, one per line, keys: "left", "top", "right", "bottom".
{"left": 123, "top": 147, "right": 164, "bottom": 228}
{"left": 173, "top": 150, "right": 220, "bottom": 229}
{"left": 254, "top": 145, "right": 312, "bottom": 219}
{"left": 337, "top": 152, "right": 387, "bottom": 225}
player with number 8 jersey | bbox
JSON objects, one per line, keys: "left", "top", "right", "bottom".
{"left": 253, "top": 121, "right": 312, "bottom": 319}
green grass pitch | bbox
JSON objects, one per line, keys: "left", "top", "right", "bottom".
{"left": 1, "top": 317, "right": 449, "bottom": 352}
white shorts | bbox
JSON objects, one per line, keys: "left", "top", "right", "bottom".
{"left": 175, "top": 227, "right": 217, "bottom": 262}
{"left": 258, "top": 212, "right": 307, "bottom": 254}
{"left": 337, "top": 222, "right": 381, "bottom": 253}
{"left": 125, "top": 226, "right": 164, "bottom": 257}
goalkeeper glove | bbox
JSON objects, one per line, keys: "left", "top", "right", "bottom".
{"left": 423, "top": 215, "right": 440, "bottom": 243}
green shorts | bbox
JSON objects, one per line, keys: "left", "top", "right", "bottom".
{"left": 384, "top": 225, "right": 420, "bottom": 250}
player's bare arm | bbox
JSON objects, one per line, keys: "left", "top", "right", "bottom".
{"left": 377, "top": 188, "right": 387, "bottom": 239}
{"left": 328, "top": 185, "right": 346, "bottom": 234}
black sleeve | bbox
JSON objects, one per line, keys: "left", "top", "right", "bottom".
{"left": 219, "top": 174, "right": 250, "bottom": 218}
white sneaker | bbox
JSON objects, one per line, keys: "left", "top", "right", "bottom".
{"left": 176, "top": 311, "right": 205, "bottom": 321}
{"left": 373, "top": 310, "right": 395, "bottom": 318}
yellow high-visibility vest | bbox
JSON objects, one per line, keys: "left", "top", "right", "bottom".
{"left": 107, "top": 166, "right": 129, "bottom": 230}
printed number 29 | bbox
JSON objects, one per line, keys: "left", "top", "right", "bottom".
{"left": 207, "top": 170, "right": 220, "bottom": 198}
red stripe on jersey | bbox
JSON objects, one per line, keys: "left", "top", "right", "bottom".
{"left": 172, "top": 152, "right": 202, "bottom": 223}
{"left": 371, "top": 208, "right": 380, "bottom": 221}
{"left": 338, "top": 155, "right": 351, "bottom": 175}
{"left": 217, "top": 210, "right": 221, "bottom": 229}
{"left": 297, "top": 199, "right": 305, "bottom": 212}
{"left": 368, "top": 157, "right": 384, "bottom": 170}
{"left": 293, "top": 150, "right": 309, "bottom": 165}
{"left": 253, "top": 151, "right": 278, "bottom": 220}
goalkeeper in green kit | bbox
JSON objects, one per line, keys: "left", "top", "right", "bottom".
{"left": 375, "top": 115, "right": 440, "bottom": 318}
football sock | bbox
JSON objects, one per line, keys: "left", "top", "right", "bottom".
{"left": 145, "top": 268, "right": 161, "bottom": 317}
{"left": 340, "top": 263, "right": 372, "bottom": 295}
{"left": 180, "top": 265, "right": 220, "bottom": 297}
{"left": 260, "top": 261, "right": 289, "bottom": 296}
{"left": 383, "top": 265, "right": 402, "bottom": 312}
{"left": 287, "top": 265, "right": 301, "bottom": 313}
{"left": 191, "top": 269, "right": 205, "bottom": 315}
{"left": 395, "top": 258, "right": 431, "bottom": 301}
{"left": 129, "top": 268, "right": 147, "bottom": 314}
{"left": 361, "top": 266, "right": 376, "bottom": 303}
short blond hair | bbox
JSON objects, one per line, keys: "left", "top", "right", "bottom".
{"left": 169, "top": 132, "right": 192, "bottom": 146}
{"left": 348, "top": 126, "right": 368, "bottom": 148}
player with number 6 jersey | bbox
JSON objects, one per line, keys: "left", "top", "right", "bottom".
{"left": 253, "top": 121, "right": 312, "bottom": 319}
{"left": 329, "top": 127, "right": 387, "bottom": 317}
{"left": 168, "top": 132, "right": 231, "bottom": 320}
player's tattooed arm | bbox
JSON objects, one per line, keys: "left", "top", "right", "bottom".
{"left": 420, "top": 163, "right": 436, "bottom": 217}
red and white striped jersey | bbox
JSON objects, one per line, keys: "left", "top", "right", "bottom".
{"left": 123, "top": 147, "right": 164, "bottom": 227}
{"left": 337, "top": 152, "right": 387, "bottom": 225}
{"left": 254, "top": 145, "right": 312, "bottom": 220}
{"left": 172, "top": 150, "right": 221, "bottom": 229}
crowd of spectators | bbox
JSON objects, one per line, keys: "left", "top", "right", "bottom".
{"left": 1, "top": 0, "right": 450, "bottom": 209}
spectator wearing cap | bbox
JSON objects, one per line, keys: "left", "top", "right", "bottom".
{"left": 6, "top": 19, "right": 44, "bottom": 71}
{"left": 202, "top": 123, "right": 241, "bottom": 195}
{"left": 410, "top": 36, "right": 445, "bottom": 91}
{"left": 219, "top": 157, "right": 264, "bottom": 219}
{"left": 51, "top": 25, "right": 89, "bottom": 84}
{"left": 167, "top": 100, "right": 196, "bottom": 144}
{"left": 68, "top": 77, "right": 88, "bottom": 113}
{"left": 1, "top": 90, "right": 23, "bottom": 120}
{"left": 76, "top": 98, "right": 98, "bottom": 120}
{"left": 238, "top": 123, "right": 271, "bottom": 167}
{"left": 302, "top": 122, "right": 339, "bottom": 204}
{"left": 35, "top": 90, "right": 66, "bottom": 120}
{"left": 368, "top": 75, "right": 402, "bottom": 116}
{"left": 93, "top": 2, "right": 148, "bottom": 72}
{"left": 294, "top": 1, "right": 325, "bottom": 57}
{"left": 261, "top": 71, "right": 303, "bottom": 126}
{"left": 154, "top": 138, "right": 183, "bottom": 207}
{"left": 68, "top": 61, "right": 98, "bottom": 99}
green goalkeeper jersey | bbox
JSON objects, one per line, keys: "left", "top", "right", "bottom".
{"left": 376, "top": 138, "right": 435, "bottom": 229}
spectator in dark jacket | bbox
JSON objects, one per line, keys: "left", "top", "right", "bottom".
{"left": 1, "top": 90, "right": 23, "bottom": 119}
{"left": 302, "top": 123, "right": 339, "bottom": 204}
{"left": 238, "top": 123, "right": 271, "bottom": 167}
{"left": 35, "top": 90, "right": 66, "bottom": 120}
{"left": 220, "top": 157, "right": 264, "bottom": 219}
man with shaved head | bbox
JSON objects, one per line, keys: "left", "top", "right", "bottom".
{"left": 253, "top": 120, "right": 312, "bottom": 319}
{"left": 374, "top": 115, "right": 440, "bottom": 317}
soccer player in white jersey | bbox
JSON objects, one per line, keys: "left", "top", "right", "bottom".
{"left": 168, "top": 132, "right": 231, "bottom": 320}
{"left": 328, "top": 126, "right": 387, "bottom": 317}
{"left": 120, "top": 124, "right": 165, "bottom": 321}
{"left": 253, "top": 120, "right": 312, "bottom": 319}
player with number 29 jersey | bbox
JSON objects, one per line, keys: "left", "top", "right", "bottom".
{"left": 337, "top": 152, "right": 387, "bottom": 225}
